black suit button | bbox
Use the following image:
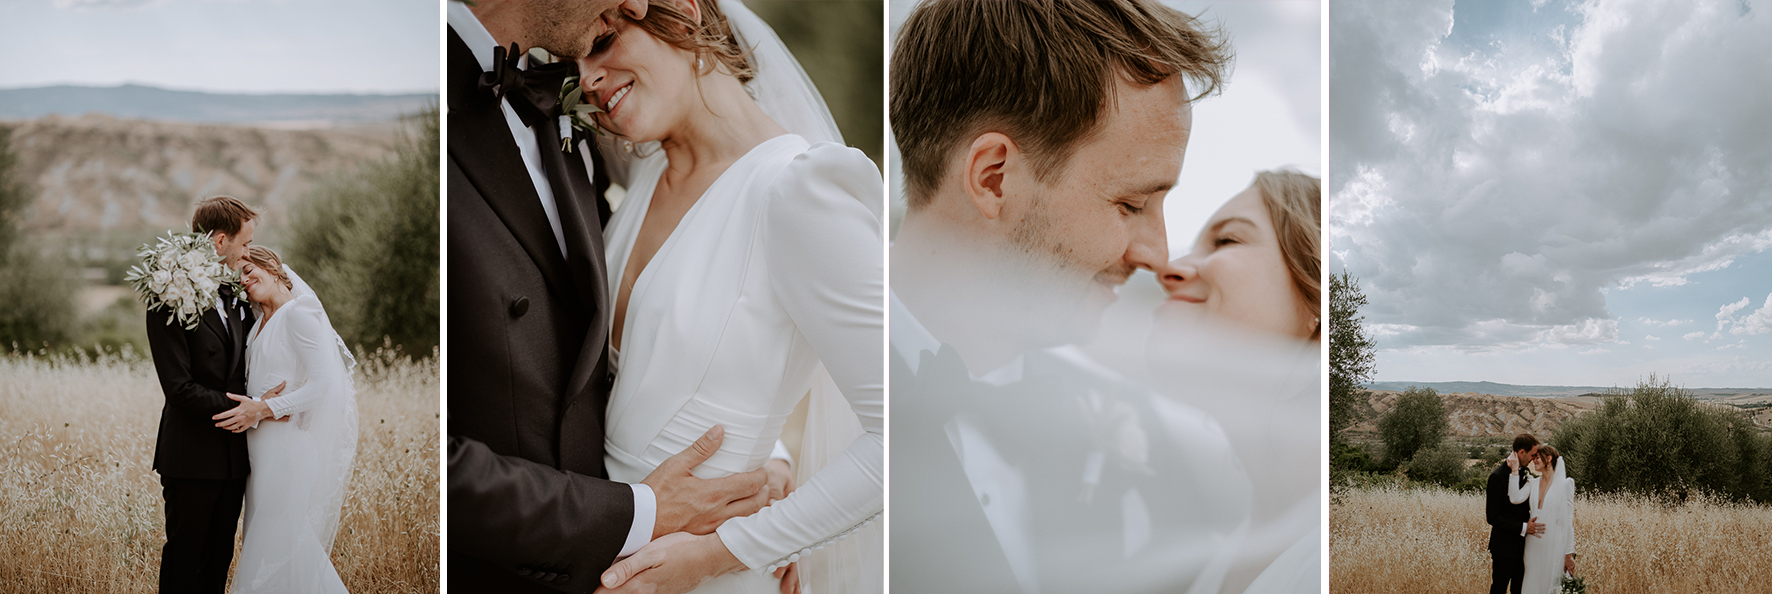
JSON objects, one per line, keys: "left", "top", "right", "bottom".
{"left": 510, "top": 296, "right": 530, "bottom": 318}
{"left": 540, "top": 572, "right": 557, "bottom": 581}
{"left": 556, "top": 574, "right": 570, "bottom": 583}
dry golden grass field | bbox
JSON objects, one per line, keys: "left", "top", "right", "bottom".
{"left": 0, "top": 347, "right": 438, "bottom": 593}
{"left": 1332, "top": 484, "right": 1772, "bottom": 593}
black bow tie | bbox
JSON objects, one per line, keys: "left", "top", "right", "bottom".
{"left": 477, "top": 43, "right": 576, "bottom": 128}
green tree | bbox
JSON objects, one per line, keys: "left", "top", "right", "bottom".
{"left": 1552, "top": 375, "right": 1772, "bottom": 503}
{"left": 747, "top": 1, "right": 884, "bottom": 168}
{"left": 286, "top": 108, "right": 438, "bottom": 354}
{"left": 1330, "top": 271, "right": 1377, "bottom": 444}
{"left": 1379, "top": 386, "right": 1448, "bottom": 467}
{"left": 0, "top": 125, "right": 77, "bottom": 349}
{"left": 1406, "top": 443, "right": 1469, "bottom": 487}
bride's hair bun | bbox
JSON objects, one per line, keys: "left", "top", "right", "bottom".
{"left": 245, "top": 246, "right": 294, "bottom": 290}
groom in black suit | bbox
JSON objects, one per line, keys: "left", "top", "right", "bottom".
{"left": 1487, "top": 433, "right": 1547, "bottom": 594}
{"left": 145, "top": 196, "right": 270, "bottom": 593}
{"left": 445, "top": 2, "right": 771, "bottom": 592}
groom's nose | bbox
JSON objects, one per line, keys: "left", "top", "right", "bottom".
{"left": 1123, "top": 205, "right": 1168, "bottom": 273}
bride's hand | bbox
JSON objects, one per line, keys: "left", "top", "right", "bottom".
{"left": 1564, "top": 554, "right": 1576, "bottom": 575}
{"left": 763, "top": 459, "right": 794, "bottom": 504}
{"left": 1506, "top": 452, "right": 1519, "bottom": 472}
{"left": 771, "top": 561, "right": 801, "bottom": 594}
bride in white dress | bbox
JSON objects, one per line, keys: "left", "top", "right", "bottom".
{"left": 576, "top": 1, "right": 882, "bottom": 593}
{"left": 217, "top": 246, "right": 359, "bottom": 593}
{"left": 1514, "top": 445, "right": 1576, "bottom": 594}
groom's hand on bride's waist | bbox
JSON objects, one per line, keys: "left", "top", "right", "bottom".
{"left": 643, "top": 425, "right": 773, "bottom": 539}
{"left": 212, "top": 381, "right": 287, "bottom": 433}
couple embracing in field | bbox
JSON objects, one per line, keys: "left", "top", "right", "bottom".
{"left": 1487, "top": 433, "right": 1578, "bottom": 594}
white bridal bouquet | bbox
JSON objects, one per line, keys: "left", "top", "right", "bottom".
{"left": 124, "top": 231, "right": 242, "bottom": 330}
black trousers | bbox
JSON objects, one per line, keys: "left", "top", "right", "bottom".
{"left": 1490, "top": 541, "right": 1524, "bottom": 594}
{"left": 160, "top": 475, "right": 248, "bottom": 594}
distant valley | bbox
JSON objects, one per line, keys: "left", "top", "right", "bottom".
{"left": 0, "top": 84, "right": 434, "bottom": 127}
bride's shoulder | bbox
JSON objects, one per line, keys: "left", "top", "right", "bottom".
{"left": 762, "top": 139, "right": 882, "bottom": 214}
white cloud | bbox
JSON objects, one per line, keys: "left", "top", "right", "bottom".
{"left": 1644, "top": 334, "right": 1661, "bottom": 341}
{"left": 53, "top": 0, "right": 164, "bottom": 10}
{"left": 1545, "top": 318, "right": 1619, "bottom": 345}
{"left": 1579, "top": 347, "right": 1610, "bottom": 355}
{"left": 1683, "top": 331, "right": 1706, "bottom": 340}
{"left": 1726, "top": 293, "right": 1772, "bottom": 336}
{"left": 1638, "top": 317, "right": 1691, "bottom": 327}
{"left": 1331, "top": 0, "right": 1772, "bottom": 351}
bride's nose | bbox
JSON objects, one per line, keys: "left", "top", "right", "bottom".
{"left": 577, "top": 62, "right": 608, "bottom": 97}
{"left": 1156, "top": 257, "right": 1197, "bottom": 293}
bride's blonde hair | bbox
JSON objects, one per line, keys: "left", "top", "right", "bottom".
{"left": 631, "top": 0, "right": 754, "bottom": 83}
{"left": 1253, "top": 169, "right": 1321, "bottom": 338}
{"left": 244, "top": 246, "right": 293, "bottom": 290}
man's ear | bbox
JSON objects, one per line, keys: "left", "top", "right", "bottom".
{"left": 962, "top": 132, "right": 1018, "bottom": 221}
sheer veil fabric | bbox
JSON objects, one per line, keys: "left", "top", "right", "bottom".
{"left": 282, "top": 265, "right": 360, "bottom": 556}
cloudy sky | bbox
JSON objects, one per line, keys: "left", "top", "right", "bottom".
{"left": 889, "top": 0, "right": 1320, "bottom": 255}
{"left": 1331, "top": 0, "right": 1772, "bottom": 388}
{"left": 0, "top": 0, "right": 438, "bottom": 94}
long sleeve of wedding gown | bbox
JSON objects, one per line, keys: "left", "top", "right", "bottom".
{"left": 714, "top": 144, "right": 885, "bottom": 573}
{"left": 1562, "top": 480, "right": 1576, "bottom": 556}
{"left": 1508, "top": 468, "right": 1528, "bottom": 504}
{"left": 264, "top": 299, "right": 348, "bottom": 419}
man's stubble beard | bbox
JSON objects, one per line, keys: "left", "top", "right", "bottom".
{"left": 993, "top": 190, "right": 1133, "bottom": 348}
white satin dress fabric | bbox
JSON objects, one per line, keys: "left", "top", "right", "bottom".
{"left": 233, "top": 288, "right": 358, "bottom": 593}
{"left": 602, "top": 134, "right": 884, "bottom": 593}
{"left": 1518, "top": 461, "right": 1576, "bottom": 594}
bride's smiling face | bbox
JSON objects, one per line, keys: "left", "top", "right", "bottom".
{"left": 1156, "top": 185, "right": 1316, "bottom": 340}
{"left": 575, "top": 2, "right": 706, "bottom": 144}
{"left": 239, "top": 261, "right": 282, "bottom": 305}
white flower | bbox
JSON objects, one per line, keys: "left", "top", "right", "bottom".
{"left": 181, "top": 250, "right": 205, "bottom": 271}
{"left": 195, "top": 278, "right": 218, "bottom": 298}
{"left": 158, "top": 251, "right": 177, "bottom": 269}
{"left": 150, "top": 269, "right": 172, "bottom": 293}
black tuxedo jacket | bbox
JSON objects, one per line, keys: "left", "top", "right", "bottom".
{"left": 1486, "top": 462, "right": 1531, "bottom": 554}
{"left": 146, "top": 294, "right": 252, "bottom": 480}
{"left": 444, "top": 27, "right": 633, "bottom": 594}
{"left": 889, "top": 344, "right": 1249, "bottom": 594}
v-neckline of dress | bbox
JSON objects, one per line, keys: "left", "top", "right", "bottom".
{"left": 613, "top": 134, "right": 799, "bottom": 356}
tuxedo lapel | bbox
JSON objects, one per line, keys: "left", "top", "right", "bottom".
{"left": 446, "top": 28, "right": 574, "bottom": 304}
{"left": 228, "top": 298, "right": 249, "bottom": 380}
{"left": 532, "top": 119, "right": 611, "bottom": 406}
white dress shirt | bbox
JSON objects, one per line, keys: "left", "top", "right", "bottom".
{"left": 890, "top": 291, "right": 1041, "bottom": 593}
{"left": 447, "top": 3, "right": 654, "bottom": 559}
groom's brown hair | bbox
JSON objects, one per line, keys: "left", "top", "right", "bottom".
{"left": 890, "top": 0, "right": 1231, "bottom": 210}
{"left": 1512, "top": 433, "right": 1540, "bottom": 454}
{"left": 191, "top": 195, "right": 259, "bottom": 238}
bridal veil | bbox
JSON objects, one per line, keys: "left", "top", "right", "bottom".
{"left": 284, "top": 264, "right": 361, "bottom": 555}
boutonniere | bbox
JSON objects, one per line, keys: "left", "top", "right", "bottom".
{"left": 124, "top": 231, "right": 243, "bottom": 331}
{"left": 557, "top": 75, "right": 607, "bottom": 153}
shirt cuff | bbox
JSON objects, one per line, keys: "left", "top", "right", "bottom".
{"left": 619, "top": 483, "right": 657, "bottom": 558}
{"left": 1520, "top": 522, "right": 1528, "bottom": 537}
{"left": 769, "top": 440, "right": 794, "bottom": 469}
